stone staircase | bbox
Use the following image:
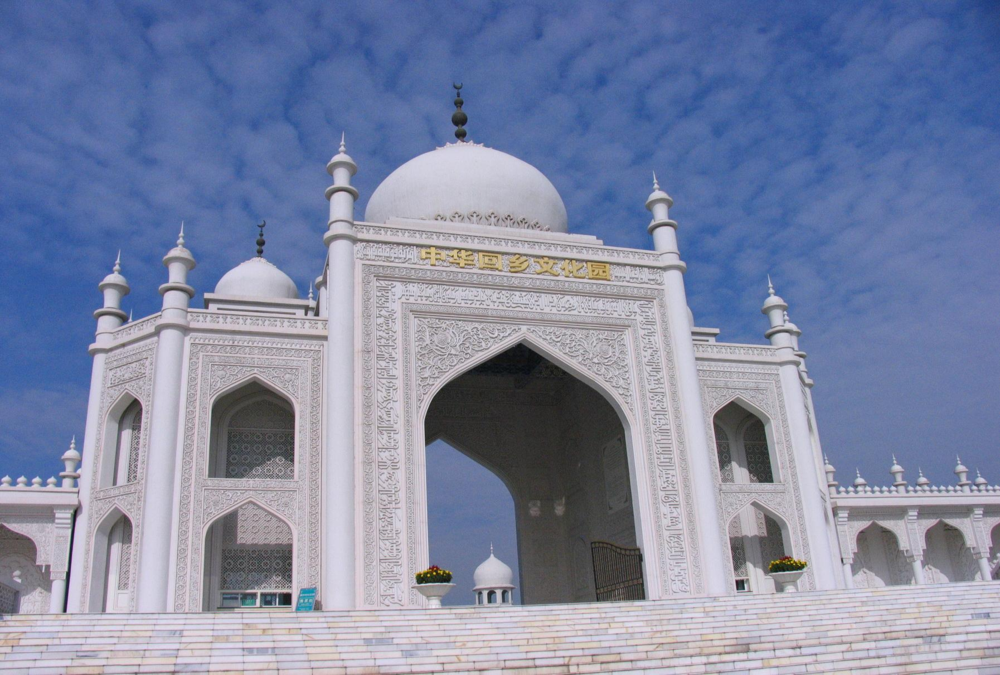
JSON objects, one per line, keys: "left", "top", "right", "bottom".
{"left": 1, "top": 582, "right": 998, "bottom": 674}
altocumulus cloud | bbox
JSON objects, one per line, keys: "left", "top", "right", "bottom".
{"left": 0, "top": 1, "right": 997, "bottom": 492}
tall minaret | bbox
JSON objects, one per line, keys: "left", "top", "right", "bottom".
{"left": 323, "top": 134, "right": 359, "bottom": 609}
{"left": 135, "top": 225, "right": 196, "bottom": 612}
{"left": 761, "top": 279, "right": 838, "bottom": 589}
{"left": 646, "top": 176, "right": 729, "bottom": 597}
{"left": 66, "top": 254, "right": 130, "bottom": 612}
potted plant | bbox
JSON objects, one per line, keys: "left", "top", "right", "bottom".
{"left": 768, "top": 556, "right": 807, "bottom": 593}
{"left": 412, "top": 565, "right": 454, "bottom": 608}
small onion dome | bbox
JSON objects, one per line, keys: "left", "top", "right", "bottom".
{"left": 761, "top": 277, "right": 787, "bottom": 313}
{"left": 473, "top": 552, "right": 514, "bottom": 590}
{"left": 100, "top": 254, "right": 130, "bottom": 294}
{"left": 215, "top": 257, "right": 299, "bottom": 299}
{"left": 954, "top": 456, "right": 969, "bottom": 475}
{"left": 974, "top": 470, "right": 988, "bottom": 487}
{"left": 890, "top": 456, "right": 903, "bottom": 474}
{"left": 61, "top": 437, "right": 80, "bottom": 464}
{"left": 916, "top": 469, "right": 931, "bottom": 487}
{"left": 853, "top": 469, "right": 867, "bottom": 487}
{"left": 823, "top": 455, "right": 836, "bottom": 474}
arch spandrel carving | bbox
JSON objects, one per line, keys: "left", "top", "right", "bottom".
{"left": 916, "top": 515, "right": 976, "bottom": 551}
{"left": 0, "top": 519, "right": 52, "bottom": 567}
{"left": 844, "top": 517, "right": 910, "bottom": 558}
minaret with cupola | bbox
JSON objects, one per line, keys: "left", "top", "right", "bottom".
{"left": 136, "top": 225, "right": 196, "bottom": 612}
{"left": 762, "top": 279, "right": 838, "bottom": 589}
{"left": 66, "top": 254, "right": 130, "bottom": 612}
{"left": 646, "top": 176, "right": 729, "bottom": 596}
{"left": 323, "top": 133, "right": 359, "bottom": 609}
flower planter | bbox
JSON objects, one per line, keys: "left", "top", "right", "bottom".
{"left": 769, "top": 570, "right": 804, "bottom": 593}
{"left": 412, "top": 583, "right": 455, "bottom": 608}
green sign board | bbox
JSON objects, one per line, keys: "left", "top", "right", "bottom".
{"left": 295, "top": 587, "right": 317, "bottom": 612}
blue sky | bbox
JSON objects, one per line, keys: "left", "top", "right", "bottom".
{"left": 1, "top": 1, "right": 998, "bottom": 586}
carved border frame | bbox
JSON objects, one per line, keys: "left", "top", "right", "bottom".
{"left": 359, "top": 260, "right": 699, "bottom": 607}
{"left": 79, "top": 341, "right": 155, "bottom": 611}
{"left": 698, "top": 366, "right": 814, "bottom": 591}
{"left": 171, "top": 337, "right": 323, "bottom": 611}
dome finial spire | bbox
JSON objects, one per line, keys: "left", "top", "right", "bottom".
{"left": 452, "top": 83, "right": 468, "bottom": 142}
{"left": 256, "top": 220, "right": 266, "bottom": 258}
{"left": 339, "top": 131, "right": 346, "bottom": 154}
{"left": 178, "top": 221, "right": 185, "bottom": 247}
{"left": 653, "top": 172, "right": 660, "bottom": 191}
{"left": 114, "top": 250, "right": 121, "bottom": 274}
{"left": 767, "top": 274, "right": 775, "bottom": 296}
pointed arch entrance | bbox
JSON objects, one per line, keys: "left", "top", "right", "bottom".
{"left": 422, "top": 341, "right": 645, "bottom": 604}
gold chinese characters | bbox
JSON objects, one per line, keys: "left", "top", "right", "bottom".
{"left": 418, "top": 247, "right": 612, "bottom": 281}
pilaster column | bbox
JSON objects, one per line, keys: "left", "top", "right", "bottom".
{"left": 135, "top": 229, "right": 195, "bottom": 612}
{"left": 67, "top": 256, "right": 129, "bottom": 612}
{"left": 323, "top": 137, "right": 359, "bottom": 609}
{"left": 762, "top": 284, "right": 837, "bottom": 589}
{"left": 646, "top": 179, "right": 728, "bottom": 596}
{"left": 909, "top": 555, "right": 926, "bottom": 585}
{"left": 970, "top": 507, "right": 994, "bottom": 581}
{"left": 904, "top": 508, "right": 925, "bottom": 584}
{"left": 48, "top": 507, "right": 74, "bottom": 613}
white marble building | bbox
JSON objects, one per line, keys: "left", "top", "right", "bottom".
{"left": 1, "top": 100, "right": 998, "bottom": 615}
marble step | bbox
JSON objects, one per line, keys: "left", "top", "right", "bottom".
{"left": 1, "top": 582, "right": 997, "bottom": 674}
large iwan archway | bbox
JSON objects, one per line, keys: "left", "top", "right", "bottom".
{"left": 423, "top": 342, "right": 644, "bottom": 604}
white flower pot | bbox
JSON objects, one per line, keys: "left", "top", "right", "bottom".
{"left": 412, "top": 583, "right": 455, "bottom": 608}
{"left": 769, "top": 570, "right": 805, "bottom": 593}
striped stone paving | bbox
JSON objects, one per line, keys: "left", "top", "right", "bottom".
{"left": 1, "top": 582, "right": 998, "bottom": 674}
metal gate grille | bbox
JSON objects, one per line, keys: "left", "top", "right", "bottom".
{"left": 591, "top": 541, "right": 645, "bottom": 602}
{"left": 0, "top": 581, "right": 19, "bottom": 614}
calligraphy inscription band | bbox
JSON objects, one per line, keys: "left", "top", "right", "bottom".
{"left": 418, "top": 247, "right": 612, "bottom": 281}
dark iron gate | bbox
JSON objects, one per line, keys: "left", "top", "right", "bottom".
{"left": 591, "top": 541, "right": 645, "bottom": 602}
{"left": 0, "top": 580, "right": 19, "bottom": 614}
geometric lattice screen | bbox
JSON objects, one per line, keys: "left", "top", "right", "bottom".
{"left": 218, "top": 502, "right": 293, "bottom": 590}
{"left": 0, "top": 581, "right": 19, "bottom": 614}
{"left": 742, "top": 418, "right": 773, "bottom": 483}
{"left": 225, "top": 398, "right": 295, "bottom": 480}
{"left": 714, "top": 423, "right": 734, "bottom": 483}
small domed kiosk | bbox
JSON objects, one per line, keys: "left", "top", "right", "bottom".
{"left": 472, "top": 546, "right": 515, "bottom": 606}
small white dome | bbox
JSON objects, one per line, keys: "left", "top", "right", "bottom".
{"left": 215, "top": 257, "right": 299, "bottom": 300}
{"left": 473, "top": 552, "right": 514, "bottom": 589}
{"left": 365, "top": 142, "right": 568, "bottom": 233}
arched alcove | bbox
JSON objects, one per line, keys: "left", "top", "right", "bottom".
{"left": 99, "top": 395, "right": 143, "bottom": 488}
{"left": 923, "top": 521, "right": 977, "bottom": 583}
{"left": 712, "top": 401, "right": 779, "bottom": 484}
{"left": 850, "top": 523, "right": 913, "bottom": 588}
{"left": 726, "top": 502, "right": 790, "bottom": 593}
{"left": 208, "top": 381, "right": 296, "bottom": 480}
{"left": 202, "top": 501, "right": 294, "bottom": 610}
{"left": 0, "top": 526, "right": 50, "bottom": 614}
{"left": 423, "top": 342, "right": 644, "bottom": 605}
{"left": 88, "top": 508, "right": 134, "bottom": 613}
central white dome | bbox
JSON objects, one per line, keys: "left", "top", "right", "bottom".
{"left": 364, "top": 143, "right": 568, "bottom": 233}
